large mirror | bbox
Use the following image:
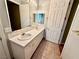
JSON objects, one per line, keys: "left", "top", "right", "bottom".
{"left": 6, "top": 0, "right": 50, "bottom": 31}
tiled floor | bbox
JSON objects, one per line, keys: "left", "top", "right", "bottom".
{"left": 31, "top": 39, "right": 61, "bottom": 59}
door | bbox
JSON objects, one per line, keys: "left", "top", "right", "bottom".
{"left": 0, "top": 18, "right": 11, "bottom": 59}
{"left": 46, "top": 0, "right": 70, "bottom": 44}
{"left": 62, "top": 4, "right": 79, "bottom": 59}
{"left": 0, "top": 37, "right": 6, "bottom": 59}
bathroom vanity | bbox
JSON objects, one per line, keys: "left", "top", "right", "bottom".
{"left": 9, "top": 24, "right": 45, "bottom": 59}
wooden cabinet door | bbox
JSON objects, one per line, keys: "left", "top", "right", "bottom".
{"left": 46, "top": 0, "right": 70, "bottom": 43}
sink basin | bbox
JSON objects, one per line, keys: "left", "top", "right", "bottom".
{"left": 18, "top": 33, "right": 32, "bottom": 41}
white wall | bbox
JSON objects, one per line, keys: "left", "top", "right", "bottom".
{"left": 20, "top": 4, "right": 30, "bottom": 28}
{"left": 0, "top": 0, "right": 11, "bottom": 33}
{"left": 62, "top": 4, "right": 79, "bottom": 59}
{"left": 0, "top": 0, "right": 9, "bottom": 27}
{"left": 29, "top": 0, "right": 37, "bottom": 24}
{"left": 29, "top": 0, "right": 50, "bottom": 24}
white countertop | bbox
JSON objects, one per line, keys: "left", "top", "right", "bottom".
{"left": 9, "top": 24, "right": 45, "bottom": 47}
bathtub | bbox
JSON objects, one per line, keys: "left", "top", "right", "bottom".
{"left": 9, "top": 24, "right": 45, "bottom": 59}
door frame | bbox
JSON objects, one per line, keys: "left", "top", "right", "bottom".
{"left": 58, "top": 0, "right": 74, "bottom": 44}
{"left": 0, "top": 19, "right": 11, "bottom": 59}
